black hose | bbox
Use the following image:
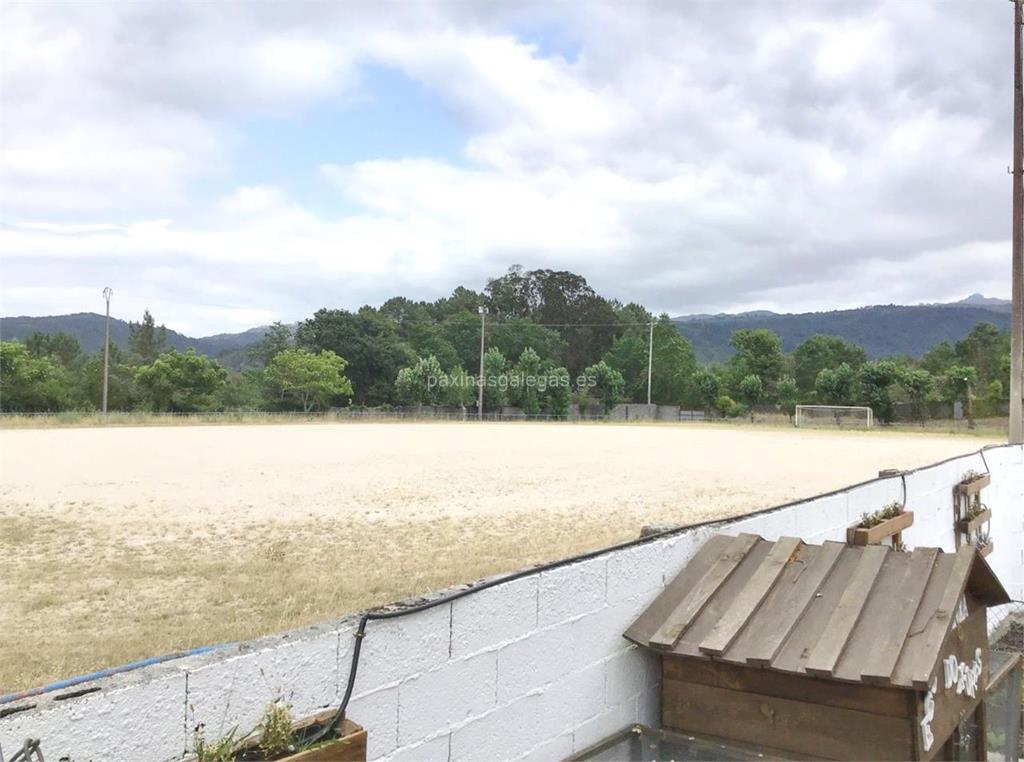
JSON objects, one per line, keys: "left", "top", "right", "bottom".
{"left": 305, "top": 513, "right": 726, "bottom": 745}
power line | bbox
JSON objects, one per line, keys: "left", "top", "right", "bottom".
{"left": 499, "top": 321, "right": 654, "bottom": 328}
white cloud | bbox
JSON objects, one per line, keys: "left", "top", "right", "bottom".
{"left": 0, "top": 0, "right": 1015, "bottom": 334}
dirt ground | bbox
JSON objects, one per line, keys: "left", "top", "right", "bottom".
{"left": 0, "top": 421, "right": 996, "bottom": 692}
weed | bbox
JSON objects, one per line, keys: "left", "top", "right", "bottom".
{"left": 258, "top": 701, "right": 295, "bottom": 759}
{"left": 193, "top": 726, "right": 239, "bottom": 762}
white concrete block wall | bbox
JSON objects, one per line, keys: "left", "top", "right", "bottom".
{"left": 3, "top": 445, "right": 1022, "bottom": 762}
{"left": 983, "top": 445, "right": 1024, "bottom": 604}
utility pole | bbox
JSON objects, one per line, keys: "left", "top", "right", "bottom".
{"left": 646, "top": 320, "right": 654, "bottom": 406}
{"left": 1011, "top": 0, "right": 1024, "bottom": 443}
{"left": 477, "top": 306, "right": 486, "bottom": 421}
{"left": 102, "top": 287, "right": 113, "bottom": 414}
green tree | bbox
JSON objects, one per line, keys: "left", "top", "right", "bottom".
{"left": 737, "top": 374, "right": 763, "bottom": 421}
{"left": 899, "top": 368, "right": 934, "bottom": 422}
{"left": 777, "top": 376, "right": 799, "bottom": 422}
{"left": 692, "top": 368, "right": 721, "bottom": 415}
{"left": 815, "top": 363, "right": 856, "bottom": 405}
{"left": 395, "top": 355, "right": 447, "bottom": 406}
{"left": 954, "top": 323, "right": 1007, "bottom": 386}
{"left": 543, "top": 367, "right": 572, "bottom": 417}
{"left": 982, "top": 379, "right": 1004, "bottom": 416}
{"left": 81, "top": 344, "right": 138, "bottom": 410}
{"left": 250, "top": 322, "right": 294, "bottom": 366}
{"left": 728, "top": 329, "right": 783, "bottom": 396}
{"left": 128, "top": 309, "right": 168, "bottom": 364}
{"left": 857, "top": 360, "right": 901, "bottom": 424}
{"left": 489, "top": 319, "right": 564, "bottom": 369}
{"left": 218, "top": 368, "right": 268, "bottom": 410}
{"left": 265, "top": 349, "right": 353, "bottom": 412}
{"left": 581, "top": 360, "right": 625, "bottom": 406}
{"left": 605, "top": 315, "right": 697, "bottom": 405}
{"left": 921, "top": 341, "right": 957, "bottom": 377}
{"left": 0, "top": 340, "right": 74, "bottom": 411}
{"left": 438, "top": 311, "right": 484, "bottom": 371}
{"left": 24, "top": 331, "right": 82, "bottom": 369}
{"left": 940, "top": 365, "right": 978, "bottom": 402}
{"left": 485, "top": 266, "right": 618, "bottom": 372}
{"left": 510, "top": 347, "right": 545, "bottom": 414}
{"left": 791, "top": 335, "right": 867, "bottom": 395}
{"left": 481, "top": 346, "right": 508, "bottom": 411}
{"left": 603, "top": 333, "right": 647, "bottom": 401}
{"left": 716, "top": 394, "right": 744, "bottom": 418}
{"left": 135, "top": 349, "right": 228, "bottom": 412}
{"left": 297, "top": 308, "right": 414, "bottom": 406}
{"left": 430, "top": 286, "right": 486, "bottom": 318}
{"left": 941, "top": 365, "right": 978, "bottom": 427}
{"left": 444, "top": 366, "right": 478, "bottom": 410}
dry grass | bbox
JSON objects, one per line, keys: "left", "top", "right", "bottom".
{"left": 0, "top": 411, "right": 1008, "bottom": 437}
{"left": 0, "top": 421, "right": 997, "bottom": 692}
{"left": 0, "top": 411, "right": 338, "bottom": 429}
{"left": 0, "top": 512, "right": 638, "bottom": 692}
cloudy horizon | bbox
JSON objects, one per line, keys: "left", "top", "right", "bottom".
{"left": 1, "top": 0, "right": 1018, "bottom": 336}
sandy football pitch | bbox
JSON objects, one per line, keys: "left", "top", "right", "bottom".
{"left": 0, "top": 421, "right": 995, "bottom": 692}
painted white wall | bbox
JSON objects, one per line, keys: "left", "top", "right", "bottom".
{"left": 2, "top": 445, "right": 1021, "bottom": 762}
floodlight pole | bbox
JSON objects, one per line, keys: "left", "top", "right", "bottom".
{"left": 102, "top": 287, "right": 113, "bottom": 414}
{"left": 646, "top": 320, "right": 654, "bottom": 406}
{"left": 477, "top": 306, "right": 486, "bottom": 421}
{"left": 1011, "top": 0, "right": 1024, "bottom": 443}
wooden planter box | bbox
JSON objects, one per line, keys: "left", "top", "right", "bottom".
{"left": 278, "top": 718, "right": 366, "bottom": 762}
{"left": 189, "top": 715, "right": 365, "bottom": 762}
{"left": 955, "top": 473, "right": 990, "bottom": 497}
{"left": 847, "top": 511, "right": 913, "bottom": 545}
{"left": 956, "top": 508, "right": 991, "bottom": 534}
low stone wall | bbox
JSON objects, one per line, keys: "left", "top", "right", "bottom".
{"left": 3, "top": 445, "right": 1022, "bottom": 762}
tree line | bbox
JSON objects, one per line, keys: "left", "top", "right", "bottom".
{"left": 0, "top": 267, "right": 1012, "bottom": 421}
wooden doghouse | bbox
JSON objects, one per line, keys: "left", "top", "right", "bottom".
{"left": 625, "top": 534, "right": 1012, "bottom": 760}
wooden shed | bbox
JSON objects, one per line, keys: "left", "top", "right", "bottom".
{"left": 625, "top": 534, "right": 1014, "bottom": 760}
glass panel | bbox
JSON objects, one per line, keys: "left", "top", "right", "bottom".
{"left": 986, "top": 664, "right": 1022, "bottom": 762}
{"left": 955, "top": 708, "right": 981, "bottom": 761}
{"left": 575, "top": 725, "right": 773, "bottom": 761}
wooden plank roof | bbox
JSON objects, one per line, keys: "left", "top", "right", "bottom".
{"left": 624, "top": 534, "right": 1009, "bottom": 689}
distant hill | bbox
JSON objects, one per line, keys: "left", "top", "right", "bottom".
{"left": 952, "top": 293, "right": 1012, "bottom": 310}
{"left": 0, "top": 312, "right": 269, "bottom": 366}
{"left": 2, "top": 294, "right": 1012, "bottom": 368}
{"left": 674, "top": 298, "right": 1011, "bottom": 363}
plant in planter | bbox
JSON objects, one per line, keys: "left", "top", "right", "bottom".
{"left": 194, "top": 727, "right": 240, "bottom": 762}
{"left": 974, "top": 528, "right": 993, "bottom": 557}
{"left": 189, "top": 702, "right": 366, "bottom": 762}
{"left": 956, "top": 469, "right": 991, "bottom": 495}
{"left": 256, "top": 701, "right": 295, "bottom": 760}
{"left": 954, "top": 470, "right": 992, "bottom": 550}
{"left": 858, "top": 502, "right": 904, "bottom": 528}
{"left": 963, "top": 496, "right": 987, "bottom": 522}
{"left": 847, "top": 502, "right": 914, "bottom": 546}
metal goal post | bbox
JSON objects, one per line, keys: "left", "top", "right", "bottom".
{"left": 794, "top": 405, "right": 874, "bottom": 428}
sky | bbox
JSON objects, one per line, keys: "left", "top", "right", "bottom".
{"left": 0, "top": 0, "right": 1017, "bottom": 336}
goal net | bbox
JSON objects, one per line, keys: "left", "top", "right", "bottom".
{"left": 794, "top": 405, "right": 874, "bottom": 428}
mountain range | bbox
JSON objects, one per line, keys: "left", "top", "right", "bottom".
{"left": 0, "top": 294, "right": 1012, "bottom": 366}
{"left": 672, "top": 294, "right": 1011, "bottom": 362}
{"left": 0, "top": 312, "right": 271, "bottom": 360}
